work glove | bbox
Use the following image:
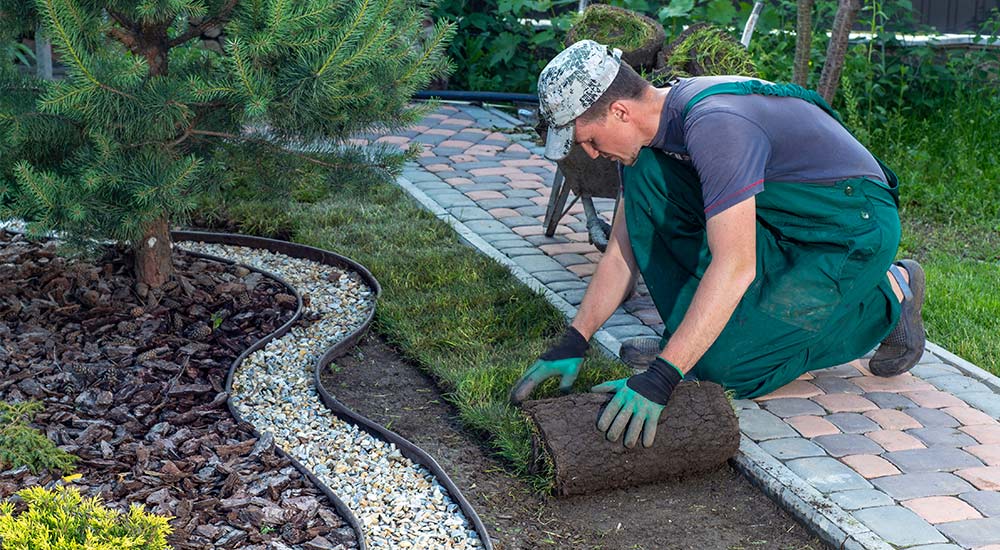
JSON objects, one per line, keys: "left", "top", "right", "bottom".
{"left": 509, "top": 326, "right": 588, "bottom": 404}
{"left": 592, "top": 357, "right": 683, "bottom": 448}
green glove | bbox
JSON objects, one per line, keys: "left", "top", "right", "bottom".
{"left": 592, "top": 357, "right": 683, "bottom": 448}
{"left": 509, "top": 326, "right": 588, "bottom": 404}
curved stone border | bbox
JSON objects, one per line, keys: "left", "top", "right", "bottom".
{"left": 173, "top": 231, "right": 494, "bottom": 550}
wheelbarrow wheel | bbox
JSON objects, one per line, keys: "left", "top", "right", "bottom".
{"left": 544, "top": 167, "right": 572, "bottom": 237}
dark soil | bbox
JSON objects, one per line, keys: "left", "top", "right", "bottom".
{"left": 0, "top": 231, "right": 356, "bottom": 550}
{"left": 322, "top": 333, "right": 830, "bottom": 550}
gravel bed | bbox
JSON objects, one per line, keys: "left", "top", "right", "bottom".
{"left": 179, "top": 241, "right": 483, "bottom": 550}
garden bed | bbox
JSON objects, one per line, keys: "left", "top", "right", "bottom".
{"left": 0, "top": 230, "right": 358, "bottom": 550}
{"left": 323, "top": 332, "right": 830, "bottom": 550}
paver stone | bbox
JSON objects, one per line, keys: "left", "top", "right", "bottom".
{"left": 841, "top": 454, "right": 900, "bottom": 478}
{"left": 852, "top": 375, "right": 935, "bottom": 393}
{"left": 827, "top": 413, "right": 880, "bottom": 434}
{"left": 956, "top": 467, "right": 1000, "bottom": 490}
{"left": 909, "top": 427, "right": 979, "bottom": 448}
{"left": 907, "top": 407, "right": 962, "bottom": 428}
{"left": 903, "top": 496, "right": 983, "bottom": 523}
{"left": 761, "top": 398, "right": 828, "bottom": 418}
{"left": 811, "top": 362, "right": 865, "bottom": 378}
{"left": 755, "top": 380, "right": 823, "bottom": 400}
{"left": 944, "top": 406, "right": 998, "bottom": 427}
{"left": 872, "top": 472, "right": 975, "bottom": 500}
{"left": 828, "top": 489, "right": 894, "bottom": 510}
{"left": 904, "top": 390, "right": 970, "bottom": 409}
{"left": 961, "top": 392, "right": 1000, "bottom": 418}
{"left": 813, "top": 394, "right": 877, "bottom": 413}
{"left": 864, "top": 391, "right": 919, "bottom": 409}
{"left": 787, "top": 415, "right": 840, "bottom": 438}
{"left": 965, "top": 445, "right": 1000, "bottom": 466}
{"left": 813, "top": 434, "right": 885, "bottom": 457}
{"left": 852, "top": 506, "right": 948, "bottom": 546}
{"left": 962, "top": 425, "right": 1000, "bottom": 445}
{"left": 910, "top": 363, "right": 962, "bottom": 378}
{"left": 812, "top": 377, "right": 864, "bottom": 394}
{"left": 937, "top": 518, "right": 1000, "bottom": 548}
{"left": 928, "top": 375, "right": 992, "bottom": 395}
{"left": 883, "top": 448, "right": 985, "bottom": 473}
{"left": 758, "top": 437, "right": 827, "bottom": 460}
{"left": 960, "top": 491, "right": 1000, "bottom": 517}
{"left": 785, "top": 457, "right": 873, "bottom": 493}
{"left": 737, "top": 409, "right": 799, "bottom": 441}
{"left": 865, "top": 409, "right": 923, "bottom": 430}
{"left": 867, "top": 429, "right": 926, "bottom": 451}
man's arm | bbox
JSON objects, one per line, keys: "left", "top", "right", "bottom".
{"left": 571, "top": 199, "right": 637, "bottom": 340}
{"left": 659, "top": 196, "right": 757, "bottom": 372}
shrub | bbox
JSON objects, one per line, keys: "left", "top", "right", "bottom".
{"left": 0, "top": 400, "right": 76, "bottom": 474}
{"left": 0, "top": 485, "right": 172, "bottom": 549}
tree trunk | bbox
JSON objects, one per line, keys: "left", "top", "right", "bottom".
{"left": 522, "top": 381, "right": 740, "bottom": 496}
{"left": 817, "top": 0, "right": 861, "bottom": 103}
{"left": 135, "top": 38, "right": 171, "bottom": 288}
{"left": 135, "top": 215, "right": 173, "bottom": 288}
{"left": 793, "top": 0, "right": 814, "bottom": 86}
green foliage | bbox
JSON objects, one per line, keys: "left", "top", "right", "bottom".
{"left": 0, "top": 485, "right": 172, "bottom": 549}
{"left": 0, "top": 0, "right": 453, "bottom": 275}
{"left": 0, "top": 400, "right": 77, "bottom": 474}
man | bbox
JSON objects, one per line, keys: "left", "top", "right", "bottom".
{"left": 509, "top": 40, "right": 926, "bottom": 450}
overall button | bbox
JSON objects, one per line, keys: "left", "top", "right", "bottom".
{"left": 860, "top": 210, "right": 870, "bottom": 220}
{"left": 844, "top": 185, "right": 854, "bottom": 196}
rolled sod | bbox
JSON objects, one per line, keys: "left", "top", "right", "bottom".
{"left": 523, "top": 381, "right": 739, "bottom": 496}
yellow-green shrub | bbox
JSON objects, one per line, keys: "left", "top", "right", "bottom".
{"left": 0, "top": 485, "right": 172, "bottom": 549}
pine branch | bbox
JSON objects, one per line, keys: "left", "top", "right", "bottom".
{"left": 106, "top": 9, "right": 141, "bottom": 52}
{"left": 315, "top": 0, "right": 372, "bottom": 77}
{"left": 189, "top": 129, "right": 396, "bottom": 171}
{"left": 38, "top": 0, "right": 138, "bottom": 101}
{"left": 169, "top": 0, "right": 238, "bottom": 48}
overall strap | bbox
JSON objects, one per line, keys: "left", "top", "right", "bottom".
{"left": 680, "top": 79, "right": 899, "bottom": 204}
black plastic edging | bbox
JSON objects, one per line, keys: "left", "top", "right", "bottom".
{"left": 174, "top": 241, "right": 368, "bottom": 550}
{"left": 173, "top": 230, "right": 494, "bottom": 550}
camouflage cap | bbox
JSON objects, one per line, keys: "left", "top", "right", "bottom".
{"left": 537, "top": 40, "right": 622, "bottom": 161}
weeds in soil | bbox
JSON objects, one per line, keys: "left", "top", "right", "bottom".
{"left": 0, "top": 401, "right": 77, "bottom": 474}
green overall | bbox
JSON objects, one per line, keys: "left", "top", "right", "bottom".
{"left": 622, "top": 81, "right": 902, "bottom": 399}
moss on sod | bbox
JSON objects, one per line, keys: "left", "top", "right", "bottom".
{"left": 570, "top": 4, "right": 654, "bottom": 52}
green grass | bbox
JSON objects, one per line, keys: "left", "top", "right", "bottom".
{"left": 198, "top": 146, "right": 626, "bottom": 490}
{"left": 869, "top": 88, "right": 1000, "bottom": 374}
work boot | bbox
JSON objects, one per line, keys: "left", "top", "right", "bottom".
{"left": 870, "top": 259, "right": 926, "bottom": 377}
{"left": 619, "top": 336, "right": 661, "bottom": 371}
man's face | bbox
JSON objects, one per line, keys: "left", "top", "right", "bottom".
{"left": 573, "top": 104, "right": 642, "bottom": 165}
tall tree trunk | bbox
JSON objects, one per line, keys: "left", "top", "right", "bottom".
{"left": 793, "top": 0, "right": 814, "bottom": 86}
{"left": 134, "top": 39, "right": 172, "bottom": 288}
{"left": 135, "top": 215, "right": 172, "bottom": 288}
{"left": 817, "top": 0, "right": 861, "bottom": 103}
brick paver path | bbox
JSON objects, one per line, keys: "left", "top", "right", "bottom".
{"left": 356, "top": 103, "right": 1000, "bottom": 550}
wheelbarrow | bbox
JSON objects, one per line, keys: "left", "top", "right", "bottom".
{"left": 541, "top": 141, "right": 622, "bottom": 252}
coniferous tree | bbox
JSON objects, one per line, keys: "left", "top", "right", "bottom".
{"left": 0, "top": 0, "right": 453, "bottom": 287}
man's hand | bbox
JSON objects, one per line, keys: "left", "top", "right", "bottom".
{"left": 592, "top": 357, "right": 683, "bottom": 448}
{"left": 510, "top": 326, "right": 589, "bottom": 404}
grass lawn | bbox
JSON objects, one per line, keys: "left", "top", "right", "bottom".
{"left": 198, "top": 89, "right": 999, "bottom": 485}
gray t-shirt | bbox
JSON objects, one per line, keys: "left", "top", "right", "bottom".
{"left": 648, "top": 76, "right": 885, "bottom": 218}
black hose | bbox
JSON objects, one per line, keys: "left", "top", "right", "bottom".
{"left": 414, "top": 89, "right": 539, "bottom": 103}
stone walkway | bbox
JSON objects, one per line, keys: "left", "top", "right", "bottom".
{"left": 355, "top": 103, "right": 1000, "bottom": 550}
